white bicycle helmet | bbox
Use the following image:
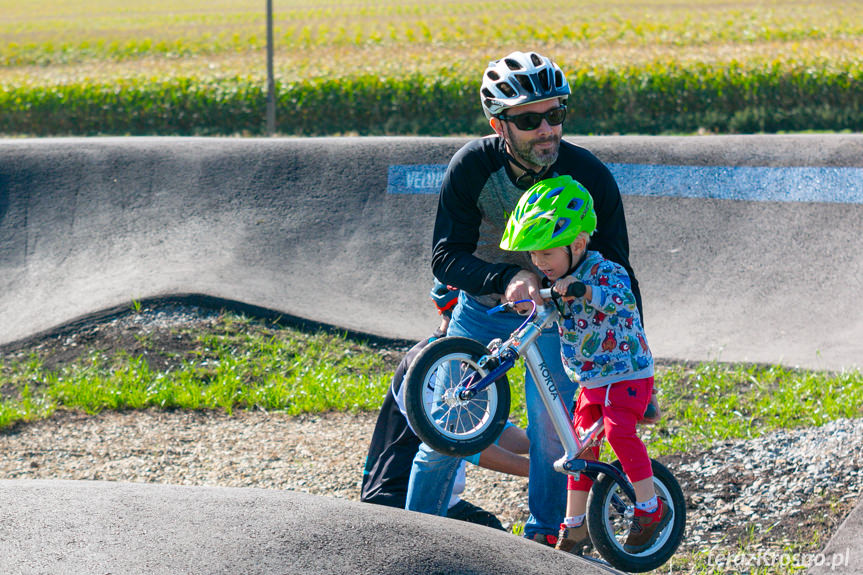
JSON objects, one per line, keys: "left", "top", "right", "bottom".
{"left": 480, "top": 51, "right": 571, "bottom": 119}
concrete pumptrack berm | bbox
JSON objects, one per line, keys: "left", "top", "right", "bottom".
{"left": 0, "top": 135, "right": 861, "bottom": 574}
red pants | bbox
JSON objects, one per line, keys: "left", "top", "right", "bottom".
{"left": 567, "top": 376, "right": 654, "bottom": 491}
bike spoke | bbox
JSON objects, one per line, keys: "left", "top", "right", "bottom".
{"left": 454, "top": 397, "right": 488, "bottom": 432}
{"left": 422, "top": 356, "right": 497, "bottom": 438}
{"left": 433, "top": 394, "right": 491, "bottom": 435}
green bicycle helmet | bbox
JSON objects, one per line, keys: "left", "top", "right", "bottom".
{"left": 500, "top": 175, "right": 597, "bottom": 251}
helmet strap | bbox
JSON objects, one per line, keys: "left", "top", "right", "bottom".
{"left": 502, "top": 145, "right": 549, "bottom": 190}
{"left": 565, "top": 245, "right": 588, "bottom": 278}
{"left": 546, "top": 246, "right": 586, "bottom": 321}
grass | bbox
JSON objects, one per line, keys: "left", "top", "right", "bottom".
{"left": 0, "top": 312, "right": 396, "bottom": 427}
{"left": 1, "top": 311, "right": 860, "bottom": 455}
{"left": 645, "top": 362, "right": 863, "bottom": 455}
{"left": 2, "top": 0, "right": 861, "bottom": 89}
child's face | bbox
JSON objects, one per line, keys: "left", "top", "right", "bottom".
{"left": 529, "top": 247, "right": 571, "bottom": 281}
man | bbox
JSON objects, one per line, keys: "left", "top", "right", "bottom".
{"left": 407, "top": 50, "right": 642, "bottom": 545}
{"left": 362, "top": 281, "right": 530, "bottom": 530}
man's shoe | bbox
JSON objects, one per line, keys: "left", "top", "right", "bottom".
{"left": 526, "top": 532, "right": 559, "bottom": 547}
{"left": 554, "top": 522, "right": 591, "bottom": 555}
{"left": 624, "top": 498, "right": 672, "bottom": 553}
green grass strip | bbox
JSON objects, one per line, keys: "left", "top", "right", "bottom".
{"left": 2, "top": 59, "right": 862, "bottom": 136}
{"left": 39, "top": 329, "right": 392, "bottom": 416}
{"left": 645, "top": 363, "right": 863, "bottom": 455}
{"left": 1, "top": 315, "right": 861, "bottom": 458}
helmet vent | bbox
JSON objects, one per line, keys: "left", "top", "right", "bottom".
{"left": 554, "top": 70, "right": 564, "bottom": 87}
{"left": 504, "top": 58, "right": 524, "bottom": 70}
{"left": 567, "top": 198, "right": 584, "bottom": 211}
{"left": 547, "top": 186, "right": 564, "bottom": 199}
{"left": 497, "top": 82, "right": 516, "bottom": 97}
{"left": 529, "top": 53, "right": 543, "bottom": 66}
{"left": 487, "top": 70, "right": 500, "bottom": 81}
{"left": 552, "top": 218, "right": 571, "bottom": 238}
{"left": 528, "top": 192, "right": 542, "bottom": 204}
{"left": 515, "top": 74, "right": 534, "bottom": 94}
{"left": 538, "top": 68, "right": 551, "bottom": 92}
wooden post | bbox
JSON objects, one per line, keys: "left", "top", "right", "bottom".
{"left": 266, "top": 0, "right": 276, "bottom": 136}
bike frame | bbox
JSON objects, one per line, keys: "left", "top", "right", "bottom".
{"left": 460, "top": 288, "right": 637, "bottom": 503}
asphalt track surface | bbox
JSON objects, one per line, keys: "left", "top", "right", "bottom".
{"left": 2, "top": 135, "right": 862, "bottom": 370}
{"left": 0, "top": 480, "right": 625, "bottom": 575}
{"left": 1, "top": 135, "right": 862, "bottom": 574}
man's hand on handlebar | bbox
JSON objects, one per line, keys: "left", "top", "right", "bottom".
{"left": 504, "top": 270, "right": 543, "bottom": 314}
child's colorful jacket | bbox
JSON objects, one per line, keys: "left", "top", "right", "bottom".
{"left": 558, "top": 250, "right": 654, "bottom": 394}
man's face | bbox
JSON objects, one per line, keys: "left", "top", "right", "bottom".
{"left": 498, "top": 99, "right": 564, "bottom": 170}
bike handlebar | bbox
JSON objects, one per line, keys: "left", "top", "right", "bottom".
{"left": 489, "top": 281, "right": 588, "bottom": 317}
{"left": 539, "top": 280, "right": 587, "bottom": 300}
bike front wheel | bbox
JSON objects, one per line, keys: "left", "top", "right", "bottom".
{"left": 404, "top": 337, "right": 510, "bottom": 457}
{"left": 586, "top": 459, "right": 686, "bottom": 573}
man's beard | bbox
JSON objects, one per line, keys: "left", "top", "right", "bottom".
{"left": 510, "top": 133, "right": 561, "bottom": 169}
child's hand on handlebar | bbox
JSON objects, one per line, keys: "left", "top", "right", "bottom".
{"left": 552, "top": 276, "right": 578, "bottom": 301}
{"left": 552, "top": 277, "right": 590, "bottom": 302}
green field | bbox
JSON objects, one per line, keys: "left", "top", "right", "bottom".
{"left": 2, "top": 1, "right": 862, "bottom": 135}
{"left": 3, "top": 0, "right": 861, "bottom": 78}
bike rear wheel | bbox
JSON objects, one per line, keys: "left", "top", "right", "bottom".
{"left": 586, "top": 459, "right": 686, "bottom": 573}
{"left": 404, "top": 337, "right": 510, "bottom": 457}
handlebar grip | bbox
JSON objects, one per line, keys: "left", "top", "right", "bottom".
{"left": 565, "top": 281, "right": 587, "bottom": 298}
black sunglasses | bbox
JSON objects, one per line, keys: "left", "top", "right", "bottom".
{"left": 497, "top": 106, "right": 567, "bottom": 131}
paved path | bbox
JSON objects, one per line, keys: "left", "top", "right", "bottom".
{"left": 808, "top": 499, "right": 863, "bottom": 575}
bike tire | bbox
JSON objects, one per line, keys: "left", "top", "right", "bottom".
{"left": 586, "top": 459, "right": 686, "bottom": 573}
{"left": 404, "top": 337, "right": 510, "bottom": 457}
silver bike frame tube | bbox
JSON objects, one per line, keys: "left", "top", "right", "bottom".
{"left": 520, "top": 304, "right": 584, "bottom": 465}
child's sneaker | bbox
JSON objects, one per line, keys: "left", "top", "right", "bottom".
{"left": 526, "top": 532, "right": 558, "bottom": 547}
{"left": 554, "top": 522, "right": 591, "bottom": 555}
{"left": 624, "top": 497, "right": 672, "bottom": 553}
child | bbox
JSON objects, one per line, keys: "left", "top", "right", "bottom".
{"left": 499, "top": 175, "right": 669, "bottom": 555}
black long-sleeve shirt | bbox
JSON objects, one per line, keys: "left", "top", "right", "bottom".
{"left": 431, "top": 135, "right": 642, "bottom": 315}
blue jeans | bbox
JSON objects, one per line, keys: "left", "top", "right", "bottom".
{"left": 405, "top": 291, "right": 577, "bottom": 538}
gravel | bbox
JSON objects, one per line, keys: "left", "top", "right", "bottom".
{"left": 1, "top": 304, "right": 861, "bottom": 571}
{"left": 670, "top": 419, "right": 863, "bottom": 550}
{"left": 0, "top": 409, "right": 372, "bottom": 501}
{"left": 2, "top": 409, "right": 861, "bottom": 564}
